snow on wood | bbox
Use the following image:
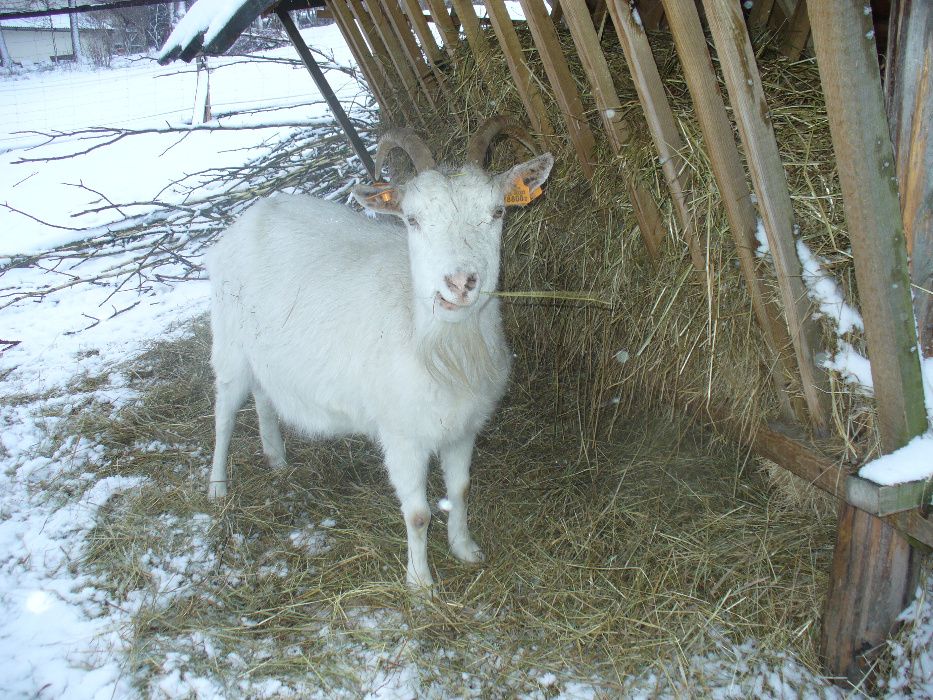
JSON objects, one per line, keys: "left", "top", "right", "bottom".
{"left": 158, "top": 0, "right": 273, "bottom": 64}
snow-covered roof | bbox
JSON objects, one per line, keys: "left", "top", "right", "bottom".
{"left": 159, "top": 0, "right": 282, "bottom": 64}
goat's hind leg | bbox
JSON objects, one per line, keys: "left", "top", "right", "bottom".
{"left": 440, "top": 435, "right": 484, "bottom": 564}
{"left": 209, "top": 353, "right": 251, "bottom": 499}
{"left": 253, "top": 385, "right": 286, "bottom": 468}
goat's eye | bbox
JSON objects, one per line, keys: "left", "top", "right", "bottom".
{"left": 492, "top": 207, "right": 505, "bottom": 220}
{"left": 406, "top": 216, "right": 419, "bottom": 227}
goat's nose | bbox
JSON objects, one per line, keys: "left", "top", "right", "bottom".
{"left": 445, "top": 272, "right": 479, "bottom": 300}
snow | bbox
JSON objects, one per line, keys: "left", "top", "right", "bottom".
{"left": 794, "top": 239, "right": 933, "bottom": 486}
{"left": 158, "top": 0, "right": 253, "bottom": 61}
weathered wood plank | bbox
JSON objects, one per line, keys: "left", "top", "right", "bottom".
{"left": 398, "top": 0, "right": 445, "bottom": 67}
{"left": 661, "top": 0, "right": 802, "bottom": 424}
{"left": 703, "top": 0, "right": 831, "bottom": 434}
{"left": 450, "top": 0, "right": 492, "bottom": 57}
{"left": 560, "top": 0, "right": 631, "bottom": 152}
{"left": 424, "top": 0, "right": 461, "bottom": 56}
{"left": 847, "top": 476, "right": 933, "bottom": 518}
{"left": 809, "top": 0, "right": 928, "bottom": 685}
{"left": 628, "top": 181, "right": 665, "bottom": 263}
{"left": 885, "top": 0, "right": 933, "bottom": 358}
{"left": 516, "top": 0, "right": 597, "bottom": 177}
{"left": 377, "top": 0, "right": 439, "bottom": 107}
{"left": 353, "top": 0, "right": 427, "bottom": 118}
{"left": 607, "top": 0, "right": 704, "bottom": 272}
{"left": 780, "top": 0, "right": 810, "bottom": 61}
{"left": 483, "top": 0, "right": 555, "bottom": 137}
{"left": 326, "top": 0, "right": 394, "bottom": 118}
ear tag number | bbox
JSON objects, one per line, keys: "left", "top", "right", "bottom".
{"left": 504, "top": 178, "right": 543, "bottom": 207}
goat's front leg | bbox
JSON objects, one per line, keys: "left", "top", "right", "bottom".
{"left": 381, "top": 434, "right": 433, "bottom": 588}
{"left": 440, "top": 435, "right": 484, "bottom": 564}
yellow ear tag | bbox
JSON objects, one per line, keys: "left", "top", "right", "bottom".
{"left": 366, "top": 185, "right": 395, "bottom": 205}
{"left": 504, "top": 178, "right": 543, "bottom": 207}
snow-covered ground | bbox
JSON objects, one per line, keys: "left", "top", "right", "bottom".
{"left": 1, "top": 19, "right": 931, "bottom": 700}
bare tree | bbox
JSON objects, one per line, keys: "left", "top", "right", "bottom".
{"left": 0, "top": 25, "right": 13, "bottom": 70}
{"left": 68, "top": 0, "right": 84, "bottom": 64}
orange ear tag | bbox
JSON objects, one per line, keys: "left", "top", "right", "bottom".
{"left": 504, "top": 178, "right": 543, "bottom": 207}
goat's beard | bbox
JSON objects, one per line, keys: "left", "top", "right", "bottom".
{"left": 418, "top": 315, "right": 506, "bottom": 390}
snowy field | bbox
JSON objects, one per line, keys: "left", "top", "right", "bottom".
{"left": 1, "top": 19, "right": 931, "bottom": 700}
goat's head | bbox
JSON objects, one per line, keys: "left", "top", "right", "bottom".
{"left": 352, "top": 117, "right": 553, "bottom": 323}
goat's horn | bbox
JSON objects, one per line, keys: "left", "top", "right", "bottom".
{"left": 465, "top": 116, "right": 539, "bottom": 168}
{"left": 373, "top": 129, "right": 436, "bottom": 180}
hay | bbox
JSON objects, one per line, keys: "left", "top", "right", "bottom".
{"left": 47, "top": 22, "right": 883, "bottom": 695}
{"left": 60, "top": 314, "right": 835, "bottom": 695}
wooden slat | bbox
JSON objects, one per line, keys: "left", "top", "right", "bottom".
{"left": 326, "top": 0, "right": 394, "bottom": 118}
{"left": 450, "top": 0, "right": 492, "bottom": 57}
{"left": 809, "top": 0, "right": 928, "bottom": 685}
{"left": 560, "top": 0, "right": 631, "bottom": 152}
{"left": 637, "top": 0, "right": 665, "bottom": 30}
{"left": 377, "top": 0, "right": 439, "bottom": 107}
{"left": 352, "top": 0, "right": 426, "bottom": 118}
{"left": 424, "top": 0, "right": 461, "bottom": 56}
{"left": 886, "top": 0, "right": 933, "bottom": 358}
{"left": 703, "top": 0, "right": 831, "bottom": 434}
{"left": 780, "top": 0, "right": 810, "bottom": 60}
{"left": 661, "top": 0, "right": 801, "bottom": 423}
{"left": 398, "top": 0, "right": 445, "bottom": 67}
{"left": 847, "top": 476, "right": 933, "bottom": 518}
{"left": 516, "top": 0, "right": 597, "bottom": 178}
{"left": 483, "top": 0, "right": 555, "bottom": 137}
{"left": 607, "top": 0, "right": 704, "bottom": 272}
{"left": 628, "top": 182, "right": 665, "bottom": 263}
{"left": 748, "top": 0, "right": 775, "bottom": 30}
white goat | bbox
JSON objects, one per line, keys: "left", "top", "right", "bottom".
{"left": 206, "top": 117, "right": 553, "bottom": 587}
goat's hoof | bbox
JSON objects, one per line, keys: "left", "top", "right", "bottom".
{"left": 451, "top": 539, "right": 485, "bottom": 564}
{"left": 406, "top": 572, "right": 435, "bottom": 592}
{"left": 207, "top": 481, "right": 228, "bottom": 500}
{"left": 266, "top": 454, "right": 287, "bottom": 469}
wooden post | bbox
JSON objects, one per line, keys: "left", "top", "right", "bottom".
{"left": 450, "top": 0, "right": 492, "bottom": 57}
{"left": 703, "top": 0, "right": 831, "bottom": 434}
{"left": 483, "top": 0, "right": 555, "bottom": 137}
{"left": 424, "top": 0, "right": 461, "bottom": 57}
{"left": 351, "top": 0, "right": 426, "bottom": 120}
{"left": 661, "top": 0, "right": 801, "bottom": 423}
{"left": 326, "top": 0, "right": 394, "bottom": 118}
{"left": 377, "top": 0, "right": 439, "bottom": 107}
{"left": 516, "top": 0, "right": 598, "bottom": 178}
{"left": 607, "top": 0, "right": 705, "bottom": 272}
{"left": 780, "top": 0, "right": 810, "bottom": 61}
{"left": 628, "top": 182, "right": 665, "bottom": 264}
{"left": 885, "top": 0, "right": 933, "bottom": 358}
{"left": 560, "top": 0, "right": 631, "bottom": 152}
{"left": 809, "top": 0, "right": 928, "bottom": 685}
{"left": 398, "top": 0, "right": 445, "bottom": 67}
{"left": 277, "top": 8, "right": 375, "bottom": 179}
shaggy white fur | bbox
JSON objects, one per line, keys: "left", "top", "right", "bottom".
{"left": 206, "top": 153, "right": 553, "bottom": 588}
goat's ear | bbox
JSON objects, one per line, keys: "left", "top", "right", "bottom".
{"left": 500, "top": 153, "right": 554, "bottom": 207}
{"left": 351, "top": 183, "right": 403, "bottom": 216}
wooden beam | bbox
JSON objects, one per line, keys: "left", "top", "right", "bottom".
{"left": 780, "top": 0, "right": 810, "bottom": 61}
{"left": 660, "top": 0, "right": 801, "bottom": 423}
{"left": 560, "top": 0, "right": 631, "bottom": 152}
{"left": 277, "top": 8, "right": 375, "bottom": 179}
{"left": 628, "top": 181, "right": 665, "bottom": 263}
{"left": 516, "top": 0, "right": 597, "bottom": 178}
{"left": 351, "top": 0, "right": 425, "bottom": 121}
{"left": 424, "top": 0, "right": 461, "bottom": 56}
{"left": 398, "top": 0, "right": 445, "bottom": 67}
{"left": 483, "top": 0, "right": 555, "bottom": 137}
{"left": 847, "top": 476, "right": 933, "bottom": 518}
{"left": 885, "top": 0, "right": 933, "bottom": 358}
{"left": 703, "top": 0, "right": 831, "bottom": 434}
{"left": 608, "top": 0, "right": 705, "bottom": 272}
{"left": 377, "top": 0, "right": 439, "bottom": 107}
{"left": 326, "top": 0, "right": 393, "bottom": 118}
{"left": 809, "top": 0, "right": 928, "bottom": 685}
{"left": 450, "top": 0, "right": 492, "bottom": 57}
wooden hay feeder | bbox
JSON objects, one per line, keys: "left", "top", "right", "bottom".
{"left": 160, "top": 0, "right": 932, "bottom": 687}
